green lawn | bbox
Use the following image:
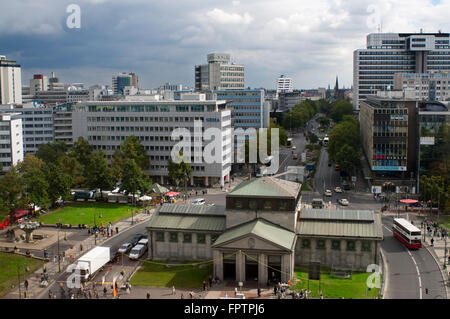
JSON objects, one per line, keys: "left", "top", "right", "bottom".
{"left": 130, "top": 260, "right": 213, "bottom": 289}
{"left": 36, "top": 202, "right": 136, "bottom": 226}
{"left": 439, "top": 215, "right": 450, "bottom": 230}
{"left": 292, "top": 267, "right": 381, "bottom": 299}
{"left": 0, "top": 252, "right": 44, "bottom": 298}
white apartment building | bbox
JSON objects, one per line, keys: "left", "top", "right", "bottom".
{"left": 276, "top": 75, "right": 294, "bottom": 94}
{"left": 71, "top": 98, "right": 232, "bottom": 187}
{"left": 353, "top": 32, "right": 450, "bottom": 110}
{"left": 0, "top": 55, "right": 22, "bottom": 105}
{"left": 394, "top": 72, "right": 450, "bottom": 102}
{"left": 0, "top": 104, "right": 53, "bottom": 154}
{"left": 30, "top": 74, "right": 49, "bottom": 96}
{"left": 195, "top": 53, "right": 244, "bottom": 91}
{"left": 0, "top": 113, "right": 23, "bottom": 172}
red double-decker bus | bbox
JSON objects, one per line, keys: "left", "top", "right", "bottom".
{"left": 392, "top": 218, "right": 422, "bottom": 249}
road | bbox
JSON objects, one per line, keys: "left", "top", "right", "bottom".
{"left": 40, "top": 220, "right": 148, "bottom": 299}
{"left": 381, "top": 215, "right": 447, "bottom": 299}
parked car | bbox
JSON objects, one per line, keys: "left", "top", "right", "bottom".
{"left": 342, "top": 181, "right": 351, "bottom": 190}
{"left": 129, "top": 244, "right": 147, "bottom": 260}
{"left": 118, "top": 243, "right": 133, "bottom": 254}
{"left": 192, "top": 198, "right": 205, "bottom": 205}
{"left": 292, "top": 146, "right": 297, "bottom": 150}
{"left": 324, "top": 189, "right": 332, "bottom": 197}
{"left": 338, "top": 198, "right": 349, "bottom": 206}
{"left": 334, "top": 187, "right": 343, "bottom": 193}
{"left": 130, "top": 234, "right": 146, "bottom": 246}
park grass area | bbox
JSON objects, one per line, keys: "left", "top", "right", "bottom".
{"left": 0, "top": 252, "right": 44, "bottom": 298}
{"left": 292, "top": 267, "right": 381, "bottom": 299}
{"left": 439, "top": 215, "right": 450, "bottom": 230}
{"left": 36, "top": 202, "right": 136, "bottom": 226}
{"left": 130, "top": 260, "right": 213, "bottom": 289}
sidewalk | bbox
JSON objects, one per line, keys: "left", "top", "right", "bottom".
{"left": 411, "top": 214, "right": 449, "bottom": 299}
{"left": 3, "top": 209, "right": 154, "bottom": 299}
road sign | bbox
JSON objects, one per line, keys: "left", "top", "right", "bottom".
{"left": 351, "top": 176, "right": 356, "bottom": 182}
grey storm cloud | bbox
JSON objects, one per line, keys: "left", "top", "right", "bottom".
{"left": 1, "top": 0, "right": 449, "bottom": 89}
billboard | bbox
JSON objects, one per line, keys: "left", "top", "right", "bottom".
{"left": 420, "top": 136, "right": 435, "bottom": 145}
{"left": 372, "top": 166, "right": 407, "bottom": 171}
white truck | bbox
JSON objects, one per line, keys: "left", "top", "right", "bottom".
{"left": 75, "top": 246, "right": 111, "bottom": 281}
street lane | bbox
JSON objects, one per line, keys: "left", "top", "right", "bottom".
{"left": 381, "top": 216, "right": 447, "bottom": 299}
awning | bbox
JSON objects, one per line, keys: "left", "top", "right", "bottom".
{"left": 400, "top": 199, "right": 418, "bottom": 204}
{"left": 165, "top": 191, "right": 179, "bottom": 197}
{"left": 139, "top": 195, "right": 152, "bottom": 201}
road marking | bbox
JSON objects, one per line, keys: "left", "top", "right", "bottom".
{"left": 382, "top": 220, "right": 423, "bottom": 299}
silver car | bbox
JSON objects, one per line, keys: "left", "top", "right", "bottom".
{"left": 118, "top": 242, "right": 133, "bottom": 254}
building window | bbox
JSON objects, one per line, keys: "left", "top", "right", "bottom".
{"left": 183, "top": 233, "right": 192, "bottom": 243}
{"left": 316, "top": 240, "right": 326, "bottom": 250}
{"left": 211, "top": 235, "right": 218, "bottom": 244}
{"left": 156, "top": 232, "right": 165, "bottom": 242}
{"left": 197, "top": 234, "right": 206, "bottom": 244}
{"left": 346, "top": 241, "right": 356, "bottom": 251}
{"left": 301, "top": 239, "right": 310, "bottom": 248}
{"left": 362, "top": 241, "right": 371, "bottom": 252}
{"left": 279, "top": 201, "right": 287, "bottom": 210}
{"left": 331, "top": 240, "right": 341, "bottom": 250}
{"left": 263, "top": 201, "right": 272, "bottom": 210}
{"left": 234, "top": 200, "right": 243, "bottom": 209}
{"left": 248, "top": 200, "right": 257, "bottom": 210}
{"left": 169, "top": 232, "right": 178, "bottom": 243}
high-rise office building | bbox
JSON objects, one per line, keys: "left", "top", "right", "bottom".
{"left": 0, "top": 55, "right": 22, "bottom": 105}
{"left": 394, "top": 72, "right": 450, "bottom": 102}
{"left": 195, "top": 53, "right": 244, "bottom": 91}
{"left": 276, "top": 75, "right": 293, "bottom": 94}
{"left": 30, "top": 74, "right": 49, "bottom": 96}
{"left": 353, "top": 32, "right": 450, "bottom": 110}
{"left": 0, "top": 112, "right": 23, "bottom": 172}
{"left": 112, "top": 72, "right": 139, "bottom": 95}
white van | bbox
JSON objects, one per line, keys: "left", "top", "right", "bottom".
{"left": 129, "top": 244, "right": 147, "bottom": 260}
{"left": 137, "top": 238, "right": 149, "bottom": 247}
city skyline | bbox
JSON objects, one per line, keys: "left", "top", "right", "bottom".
{"left": 1, "top": 0, "right": 449, "bottom": 90}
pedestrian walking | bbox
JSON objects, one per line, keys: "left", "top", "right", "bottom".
{"left": 202, "top": 280, "right": 206, "bottom": 291}
{"left": 180, "top": 293, "right": 184, "bottom": 299}
{"left": 208, "top": 275, "right": 212, "bottom": 288}
{"left": 235, "top": 287, "right": 238, "bottom": 296}
{"left": 431, "top": 237, "right": 434, "bottom": 247}
{"left": 103, "top": 287, "right": 107, "bottom": 297}
{"left": 48, "top": 290, "right": 52, "bottom": 299}
{"left": 172, "top": 285, "right": 176, "bottom": 295}
{"left": 257, "top": 287, "right": 261, "bottom": 297}
{"left": 24, "top": 279, "right": 29, "bottom": 291}
{"left": 80, "top": 244, "right": 83, "bottom": 251}
{"left": 116, "top": 227, "right": 119, "bottom": 234}
{"left": 146, "top": 292, "right": 150, "bottom": 299}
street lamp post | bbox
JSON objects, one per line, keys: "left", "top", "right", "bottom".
{"left": 444, "top": 236, "right": 447, "bottom": 269}
{"left": 57, "top": 218, "right": 61, "bottom": 273}
{"left": 17, "top": 265, "right": 21, "bottom": 299}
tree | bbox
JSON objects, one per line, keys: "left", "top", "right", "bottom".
{"left": 18, "top": 154, "right": 49, "bottom": 210}
{"left": 330, "top": 99, "right": 353, "bottom": 123}
{"left": 120, "top": 159, "right": 151, "bottom": 205}
{"left": 168, "top": 153, "right": 193, "bottom": 189}
{"left": 420, "top": 175, "right": 449, "bottom": 211}
{"left": 70, "top": 137, "right": 94, "bottom": 169}
{"left": 0, "top": 166, "right": 27, "bottom": 214}
{"left": 85, "top": 150, "right": 113, "bottom": 194}
{"left": 335, "top": 144, "right": 361, "bottom": 174}
{"left": 42, "top": 162, "right": 72, "bottom": 206}
{"left": 60, "top": 155, "right": 85, "bottom": 188}
{"left": 317, "top": 99, "right": 332, "bottom": 115}
{"left": 35, "top": 141, "right": 68, "bottom": 164}
{"left": 111, "top": 136, "right": 150, "bottom": 184}
{"left": 328, "top": 118, "right": 360, "bottom": 163}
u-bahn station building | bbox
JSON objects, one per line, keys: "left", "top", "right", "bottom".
{"left": 146, "top": 177, "right": 383, "bottom": 285}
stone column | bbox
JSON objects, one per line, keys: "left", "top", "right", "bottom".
{"left": 258, "top": 254, "right": 267, "bottom": 286}
{"left": 213, "top": 250, "right": 223, "bottom": 281}
{"left": 281, "top": 254, "right": 292, "bottom": 283}
{"left": 177, "top": 231, "right": 183, "bottom": 259}
{"left": 190, "top": 175, "right": 194, "bottom": 186}
{"left": 220, "top": 175, "right": 225, "bottom": 187}
{"left": 160, "top": 176, "right": 164, "bottom": 184}
{"left": 205, "top": 176, "right": 209, "bottom": 187}
{"left": 236, "top": 250, "right": 245, "bottom": 283}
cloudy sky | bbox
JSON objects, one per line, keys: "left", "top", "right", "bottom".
{"left": 1, "top": 0, "right": 449, "bottom": 90}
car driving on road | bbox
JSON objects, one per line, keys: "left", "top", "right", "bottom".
{"left": 338, "top": 198, "right": 349, "bottom": 206}
{"left": 334, "top": 187, "right": 342, "bottom": 193}
{"left": 130, "top": 234, "right": 146, "bottom": 246}
{"left": 324, "top": 189, "right": 332, "bottom": 197}
{"left": 192, "top": 198, "right": 205, "bottom": 205}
